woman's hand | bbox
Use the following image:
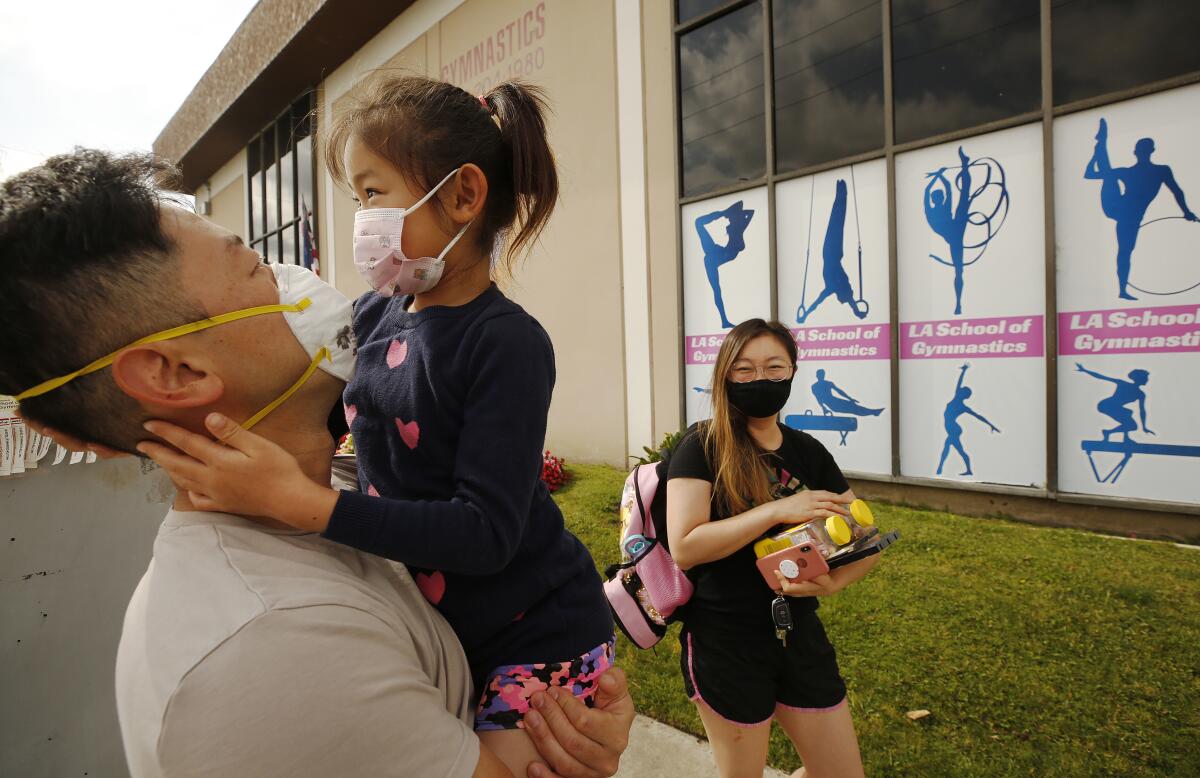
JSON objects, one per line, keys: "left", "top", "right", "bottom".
{"left": 771, "top": 489, "right": 852, "bottom": 525}
{"left": 136, "top": 413, "right": 337, "bottom": 531}
{"left": 772, "top": 571, "right": 844, "bottom": 598}
{"left": 772, "top": 553, "right": 879, "bottom": 598}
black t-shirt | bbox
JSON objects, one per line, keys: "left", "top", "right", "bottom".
{"left": 666, "top": 423, "right": 850, "bottom": 635}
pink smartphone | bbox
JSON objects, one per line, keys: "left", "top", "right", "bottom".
{"left": 757, "top": 542, "right": 829, "bottom": 590}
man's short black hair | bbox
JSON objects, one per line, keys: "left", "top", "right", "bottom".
{"left": 0, "top": 149, "right": 206, "bottom": 452}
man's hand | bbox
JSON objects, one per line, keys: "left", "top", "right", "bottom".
{"left": 523, "top": 667, "right": 634, "bottom": 778}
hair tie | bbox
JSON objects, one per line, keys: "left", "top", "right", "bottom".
{"left": 477, "top": 94, "right": 501, "bottom": 129}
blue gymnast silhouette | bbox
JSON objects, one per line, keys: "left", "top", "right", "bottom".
{"left": 1074, "top": 363, "right": 1154, "bottom": 442}
{"left": 936, "top": 363, "right": 1000, "bottom": 477}
{"left": 925, "top": 148, "right": 973, "bottom": 316}
{"left": 695, "top": 201, "right": 754, "bottom": 329}
{"left": 797, "top": 180, "right": 867, "bottom": 323}
{"left": 1085, "top": 118, "right": 1197, "bottom": 300}
{"left": 811, "top": 369, "right": 882, "bottom": 417}
{"left": 923, "top": 147, "right": 1009, "bottom": 316}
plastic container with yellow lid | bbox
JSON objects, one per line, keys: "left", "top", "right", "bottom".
{"left": 754, "top": 499, "right": 883, "bottom": 559}
{"left": 753, "top": 513, "right": 854, "bottom": 560}
{"left": 845, "top": 499, "right": 877, "bottom": 541}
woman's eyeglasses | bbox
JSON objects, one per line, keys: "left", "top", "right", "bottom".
{"left": 728, "top": 364, "right": 794, "bottom": 383}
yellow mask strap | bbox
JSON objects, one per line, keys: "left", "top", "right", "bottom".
{"left": 14, "top": 299, "right": 312, "bottom": 402}
{"left": 241, "top": 346, "right": 330, "bottom": 431}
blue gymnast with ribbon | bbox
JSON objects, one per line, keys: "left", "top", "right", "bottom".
{"left": 1084, "top": 118, "right": 1199, "bottom": 300}
{"left": 923, "top": 146, "right": 1010, "bottom": 316}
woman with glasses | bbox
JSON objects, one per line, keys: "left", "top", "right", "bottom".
{"left": 666, "top": 318, "right": 876, "bottom": 778}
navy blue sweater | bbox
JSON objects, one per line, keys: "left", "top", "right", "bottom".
{"left": 325, "top": 286, "right": 613, "bottom": 687}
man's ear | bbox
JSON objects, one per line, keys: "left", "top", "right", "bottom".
{"left": 110, "top": 343, "right": 224, "bottom": 408}
{"left": 445, "top": 163, "right": 488, "bottom": 223}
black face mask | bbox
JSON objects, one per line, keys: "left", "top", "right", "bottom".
{"left": 725, "top": 378, "right": 793, "bottom": 418}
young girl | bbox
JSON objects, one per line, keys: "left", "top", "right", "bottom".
{"left": 141, "top": 75, "right": 615, "bottom": 772}
{"left": 667, "top": 319, "right": 877, "bottom": 778}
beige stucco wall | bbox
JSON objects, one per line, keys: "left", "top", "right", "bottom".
{"left": 199, "top": 148, "right": 248, "bottom": 241}
{"left": 207, "top": 175, "right": 246, "bottom": 240}
{"left": 437, "top": 0, "right": 626, "bottom": 464}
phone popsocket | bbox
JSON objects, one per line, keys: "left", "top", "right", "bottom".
{"left": 754, "top": 499, "right": 899, "bottom": 590}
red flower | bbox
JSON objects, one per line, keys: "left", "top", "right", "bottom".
{"left": 540, "top": 450, "right": 571, "bottom": 492}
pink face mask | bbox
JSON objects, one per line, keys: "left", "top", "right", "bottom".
{"left": 352, "top": 168, "right": 471, "bottom": 297}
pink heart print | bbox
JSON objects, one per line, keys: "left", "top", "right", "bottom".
{"left": 415, "top": 571, "right": 446, "bottom": 605}
{"left": 396, "top": 418, "right": 420, "bottom": 449}
{"left": 367, "top": 484, "right": 379, "bottom": 497}
{"left": 344, "top": 404, "right": 357, "bottom": 426}
{"left": 386, "top": 339, "right": 408, "bottom": 369}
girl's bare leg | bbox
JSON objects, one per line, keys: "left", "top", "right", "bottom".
{"left": 478, "top": 728, "right": 541, "bottom": 777}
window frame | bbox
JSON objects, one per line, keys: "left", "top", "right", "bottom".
{"left": 246, "top": 92, "right": 318, "bottom": 267}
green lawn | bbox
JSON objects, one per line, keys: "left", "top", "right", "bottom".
{"left": 554, "top": 463, "right": 1200, "bottom": 777}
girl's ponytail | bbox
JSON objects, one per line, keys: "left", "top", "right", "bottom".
{"left": 324, "top": 74, "right": 560, "bottom": 274}
{"left": 483, "top": 81, "right": 559, "bottom": 260}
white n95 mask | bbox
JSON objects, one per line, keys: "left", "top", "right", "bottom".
{"left": 271, "top": 262, "right": 356, "bottom": 384}
{"left": 15, "top": 261, "right": 357, "bottom": 432}
{"left": 352, "top": 168, "right": 472, "bottom": 297}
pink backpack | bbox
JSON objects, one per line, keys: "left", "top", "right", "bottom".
{"left": 603, "top": 459, "right": 694, "bottom": 649}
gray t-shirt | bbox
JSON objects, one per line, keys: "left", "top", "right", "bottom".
{"left": 115, "top": 509, "right": 478, "bottom": 777}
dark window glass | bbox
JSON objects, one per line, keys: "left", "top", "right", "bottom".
{"left": 677, "top": 0, "right": 738, "bottom": 25}
{"left": 262, "top": 125, "right": 277, "bottom": 234}
{"left": 1053, "top": 0, "right": 1200, "bottom": 105}
{"left": 892, "top": 0, "right": 1040, "bottom": 144}
{"left": 279, "top": 117, "right": 295, "bottom": 228}
{"left": 679, "top": 2, "right": 765, "bottom": 197}
{"left": 248, "top": 140, "right": 261, "bottom": 241}
{"left": 297, "top": 135, "right": 314, "bottom": 216}
{"left": 282, "top": 223, "right": 297, "bottom": 266}
{"left": 773, "top": 0, "right": 883, "bottom": 173}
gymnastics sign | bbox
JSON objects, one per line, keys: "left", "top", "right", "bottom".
{"left": 681, "top": 186, "right": 771, "bottom": 424}
{"left": 1054, "top": 84, "right": 1200, "bottom": 504}
{"left": 902, "top": 315, "right": 1043, "bottom": 359}
{"left": 896, "top": 124, "right": 1047, "bottom": 487}
{"left": 777, "top": 160, "right": 892, "bottom": 476}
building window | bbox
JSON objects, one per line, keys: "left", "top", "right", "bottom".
{"left": 247, "top": 93, "right": 318, "bottom": 268}
{"left": 891, "top": 0, "right": 1041, "bottom": 144}
{"left": 679, "top": 1, "right": 765, "bottom": 198}
{"left": 1052, "top": 0, "right": 1200, "bottom": 106}
{"left": 677, "top": 0, "right": 739, "bottom": 25}
{"left": 773, "top": 0, "right": 884, "bottom": 173}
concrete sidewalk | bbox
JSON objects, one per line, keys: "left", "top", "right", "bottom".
{"left": 615, "top": 715, "right": 790, "bottom": 777}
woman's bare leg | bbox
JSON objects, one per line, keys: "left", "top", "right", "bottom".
{"left": 774, "top": 700, "right": 865, "bottom": 778}
{"left": 694, "top": 701, "right": 773, "bottom": 778}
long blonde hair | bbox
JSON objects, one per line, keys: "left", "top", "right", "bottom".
{"left": 701, "top": 319, "right": 797, "bottom": 515}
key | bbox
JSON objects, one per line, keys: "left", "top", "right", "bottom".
{"left": 771, "top": 595, "right": 793, "bottom": 646}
